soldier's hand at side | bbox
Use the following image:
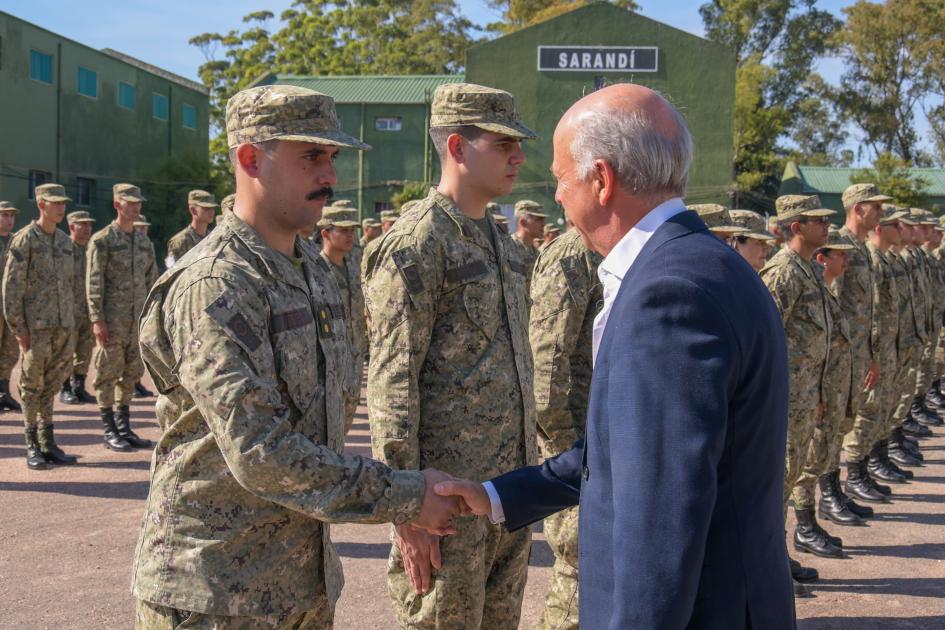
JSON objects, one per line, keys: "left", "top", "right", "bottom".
{"left": 433, "top": 479, "right": 491, "bottom": 517}
{"left": 395, "top": 524, "right": 441, "bottom": 594}
{"left": 15, "top": 334, "right": 29, "bottom": 352}
{"left": 93, "top": 320, "right": 109, "bottom": 346}
{"left": 862, "top": 362, "right": 880, "bottom": 391}
{"left": 411, "top": 469, "right": 459, "bottom": 536}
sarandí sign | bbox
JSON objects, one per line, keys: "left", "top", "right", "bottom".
{"left": 538, "top": 46, "right": 659, "bottom": 72}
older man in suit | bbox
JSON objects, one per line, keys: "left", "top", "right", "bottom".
{"left": 436, "top": 84, "right": 795, "bottom": 629}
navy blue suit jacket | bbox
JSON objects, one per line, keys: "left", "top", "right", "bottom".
{"left": 492, "top": 210, "right": 794, "bottom": 629}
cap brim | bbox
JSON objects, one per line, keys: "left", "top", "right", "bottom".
{"left": 744, "top": 231, "right": 777, "bottom": 241}
{"left": 320, "top": 221, "right": 359, "bottom": 228}
{"left": 119, "top": 194, "right": 146, "bottom": 202}
{"left": 193, "top": 201, "right": 219, "bottom": 208}
{"left": 42, "top": 195, "right": 72, "bottom": 203}
{"left": 864, "top": 194, "right": 893, "bottom": 202}
{"left": 277, "top": 130, "right": 371, "bottom": 151}
{"left": 709, "top": 225, "right": 750, "bottom": 234}
{"left": 0, "top": 209, "right": 20, "bottom": 215}
{"left": 800, "top": 209, "right": 836, "bottom": 217}
{"left": 824, "top": 243, "right": 855, "bottom": 251}
{"left": 70, "top": 218, "right": 96, "bottom": 223}
{"left": 475, "top": 121, "right": 539, "bottom": 140}
{"left": 899, "top": 218, "right": 917, "bottom": 225}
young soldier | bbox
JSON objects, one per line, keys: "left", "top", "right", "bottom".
{"left": 165, "top": 189, "right": 218, "bottom": 267}
{"left": 0, "top": 201, "right": 22, "bottom": 411}
{"left": 363, "top": 83, "right": 538, "bottom": 628}
{"left": 3, "top": 184, "right": 77, "bottom": 469}
{"left": 59, "top": 210, "right": 97, "bottom": 404}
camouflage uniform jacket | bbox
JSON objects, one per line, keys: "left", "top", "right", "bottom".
{"left": 2, "top": 222, "right": 74, "bottom": 335}
{"left": 761, "top": 246, "right": 832, "bottom": 405}
{"left": 900, "top": 247, "right": 929, "bottom": 343}
{"left": 166, "top": 225, "right": 206, "bottom": 263}
{"left": 0, "top": 234, "right": 11, "bottom": 328}
{"left": 87, "top": 221, "right": 158, "bottom": 323}
{"left": 920, "top": 247, "right": 944, "bottom": 331}
{"left": 132, "top": 212, "right": 424, "bottom": 619}
{"left": 834, "top": 227, "right": 877, "bottom": 368}
{"left": 866, "top": 242, "right": 899, "bottom": 365}
{"left": 932, "top": 246, "right": 945, "bottom": 328}
{"left": 72, "top": 242, "right": 88, "bottom": 321}
{"left": 363, "top": 188, "right": 537, "bottom": 480}
{"left": 319, "top": 251, "right": 367, "bottom": 360}
{"left": 823, "top": 281, "right": 853, "bottom": 419}
{"left": 529, "top": 230, "right": 602, "bottom": 458}
{"left": 509, "top": 232, "right": 539, "bottom": 296}
{"left": 888, "top": 251, "right": 921, "bottom": 354}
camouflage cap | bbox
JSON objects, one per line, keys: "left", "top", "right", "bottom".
{"left": 220, "top": 193, "right": 235, "bottom": 214}
{"left": 35, "top": 183, "right": 71, "bottom": 203}
{"left": 774, "top": 194, "right": 834, "bottom": 221}
{"left": 332, "top": 199, "right": 355, "bottom": 209}
{"left": 226, "top": 85, "right": 370, "bottom": 150}
{"left": 134, "top": 213, "right": 151, "bottom": 227}
{"left": 361, "top": 217, "right": 381, "bottom": 228}
{"left": 842, "top": 183, "right": 893, "bottom": 209}
{"left": 514, "top": 199, "right": 547, "bottom": 218}
{"left": 878, "top": 203, "right": 909, "bottom": 225}
{"left": 729, "top": 209, "right": 776, "bottom": 241}
{"left": 380, "top": 210, "right": 399, "bottom": 222}
{"left": 913, "top": 208, "right": 938, "bottom": 225}
{"left": 821, "top": 227, "right": 855, "bottom": 251}
{"left": 114, "top": 183, "right": 146, "bottom": 202}
{"left": 430, "top": 83, "right": 538, "bottom": 140}
{"left": 896, "top": 205, "right": 917, "bottom": 226}
{"left": 687, "top": 203, "right": 749, "bottom": 234}
{"left": 317, "top": 206, "right": 359, "bottom": 229}
{"left": 493, "top": 213, "right": 508, "bottom": 226}
{"left": 188, "top": 189, "right": 218, "bottom": 207}
{"left": 66, "top": 210, "right": 95, "bottom": 224}
{"left": 0, "top": 201, "right": 20, "bottom": 215}
{"left": 543, "top": 224, "right": 561, "bottom": 235}
{"left": 486, "top": 202, "right": 501, "bottom": 213}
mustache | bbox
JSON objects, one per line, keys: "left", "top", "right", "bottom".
{"left": 307, "top": 187, "right": 333, "bottom": 201}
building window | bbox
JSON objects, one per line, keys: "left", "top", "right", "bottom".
{"left": 77, "top": 67, "right": 97, "bottom": 98}
{"left": 30, "top": 50, "right": 53, "bottom": 84}
{"left": 374, "top": 201, "right": 393, "bottom": 213}
{"left": 28, "top": 170, "right": 52, "bottom": 199}
{"left": 182, "top": 103, "right": 197, "bottom": 130}
{"left": 152, "top": 93, "right": 168, "bottom": 120}
{"left": 117, "top": 82, "right": 136, "bottom": 110}
{"left": 375, "top": 117, "right": 402, "bottom": 131}
{"left": 76, "top": 177, "right": 95, "bottom": 207}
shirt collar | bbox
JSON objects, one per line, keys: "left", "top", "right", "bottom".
{"left": 598, "top": 197, "right": 686, "bottom": 283}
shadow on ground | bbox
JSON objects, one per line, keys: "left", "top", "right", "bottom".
{"left": 812, "top": 577, "right": 945, "bottom": 598}
{"left": 0, "top": 480, "right": 149, "bottom": 500}
{"left": 800, "top": 616, "right": 945, "bottom": 629}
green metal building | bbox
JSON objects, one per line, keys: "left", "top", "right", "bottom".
{"left": 264, "top": 3, "right": 735, "bottom": 224}
{"left": 780, "top": 161, "right": 945, "bottom": 220}
{"left": 0, "top": 10, "right": 210, "bottom": 230}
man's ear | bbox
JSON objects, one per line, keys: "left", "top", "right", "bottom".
{"left": 593, "top": 159, "right": 617, "bottom": 206}
{"left": 236, "top": 144, "right": 263, "bottom": 178}
{"left": 447, "top": 133, "right": 466, "bottom": 165}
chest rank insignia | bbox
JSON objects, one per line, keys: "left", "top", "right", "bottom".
{"left": 316, "top": 305, "right": 333, "bottom": 338}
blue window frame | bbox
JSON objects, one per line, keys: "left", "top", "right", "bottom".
{"left": 77, "top": 67, "right": 97, "bottom": 98}
{"left": 182, "top": 103, "right": 196, "bottom": 130}
{"left": 118, "top": 82, "right": 136, "bottom": 110}
{"left": 152, "top": 93, "right": 168, "bottom": 120}
{"left": 30, "top": 50, "right": 53, "bottom": 84}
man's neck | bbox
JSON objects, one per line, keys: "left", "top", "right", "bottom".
{"left": 72, "top": 237, "right": 87, "bottom": 247}
{"left": 234, "top": 202, "right": 295, "bottom": 257}
{"left": 515, "top": 228, "right": 534, "bottom": 246}
{"left": 436, "top": 179, "right": 488, "bottom": 220}
{"left": 844, "top": 219, "right": 868, "bottom": 241}
{"left": 788, "top": 238, "right": 816, "bottom": 261}
{"left": 116, "top": 215, "right": 135, "bottom": 234}
{"left": 37, "top": 217, "right": 57, "bottom": 235}
{"left": 322, "top": 245, "right": 346, "bottom": 266}
{"left": 191, "top": 221, "right": 208, "bottom": 237}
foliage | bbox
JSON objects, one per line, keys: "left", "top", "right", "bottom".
{"left": 484, "top": 0, "right": 639, "bottom": 34}
{"left": 850, "top": 152, "right": 930, "bottom": 207}
{"left": 391, "top": 181, "right": 430, "bottom": 208}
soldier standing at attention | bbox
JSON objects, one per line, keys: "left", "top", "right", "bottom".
{"left": 317, "top": 204, "right": 367, "bottom": 431}
{"left": 3, "top": 183, "right": 77, "bottom": 469}
{"left": 0, "top": 201, "right": 22, "bottom": 412}
{"left": 360, "top": 217, "right": 382, "bottom": 248}
{"left": 529, "top": 228, "right": 602, "bottom": 630}
{"left": 165, "top": 189, "right": 218, "bottom": 268}
{"left": 131, "top": 84, "right": 458, "bottom": 629}
{"left": 363, "top": 82, "right": 538, "bottom": 629}
{"left": 761, "top": 194, "right": 837, "bottom": 596}
{"left": 59, "top": 210, "right": 97, "bottom": 404}
{"left": 380, "top": 209, "right": 399, "bottom": 233}
{"left": 540, "top": 224, "right": 561, "bottom": 250}
{"left": 510, "top": 199, "right": 546, "bottom": 285}
{"left": 728, "top": 209, "right": 777, "bottom": 271}
{"left": 87, "top": 183, "right": 157, "bottom": 451}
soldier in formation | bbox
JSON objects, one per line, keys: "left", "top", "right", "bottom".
{"left": 59, "top": 210, "right": 97, "bottom": 404}
{"left": 360, "top": 217, "right": 382, "bottom": 248}
{"left": 0, "top": 201, "right": 22, "bottom": 411}
{"left": 509, "top": 199, "right": 547, "bottom": 290}
{"left": 165, "top": 189, "right": 218, "bottom": 267}
{"left": 728, "top": 209, "right": 777, "bottom": 270}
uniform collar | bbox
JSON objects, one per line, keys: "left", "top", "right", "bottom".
{"left": 222, "top": 212, "right": 310, "bottom": 293}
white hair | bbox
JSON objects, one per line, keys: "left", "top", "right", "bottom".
{"left": 570, "top": 96, "right": 693, "bottom": 197}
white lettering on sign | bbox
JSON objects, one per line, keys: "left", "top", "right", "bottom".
{"left": 538, "top": 46, "right": 658, "bottom": 73}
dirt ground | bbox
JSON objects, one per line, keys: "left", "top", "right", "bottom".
{"left": 2, "top": 373, "right": 944, "bottom": 629}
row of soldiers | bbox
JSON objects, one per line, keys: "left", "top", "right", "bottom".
{"left": 688, "top": 187, "right": 944, "bottom": 598}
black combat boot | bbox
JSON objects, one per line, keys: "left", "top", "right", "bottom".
{"left": 868, "top": 441, "right": 908, "bottom": 483}
{"left": 789, "top": 556, "right": 818, "bottom": 582}
{"left": 24, "top": 427, "right": 48, "bottom": 470}
{"left": 818, "top": 471, "right": 865, "bottom": 526}
{"left": 115, "top": 405, "right": 152, "bottom": 449}
{"left": 59, "top": 379, "right": 79, "bottom": 404}
{"left": 810, "top": 510, "right": 842, "bottom": 547}
{"left": 133, "top": 382, "right": 154, "bottom": 398}
{"left": 844, "top": 459, "right": 889, "bottom": 503}
{"left": 71, "top": 375, "right": 97, "bottom": 404}
{"left": 889, "top": 427, "right": 923, "bottom": 465}
{"left": 794, "top": 507, "right": 843, "bottom": 558}
{"left": 101, "top": 408, "right": 132, "bottom": 452}
{"left": 901, "top": 415, "right": 932, "bottom": 437}
{"left": 793, "top": 579, "right": 813, "bottom": 598}
{"left": 0, "top": 379, "right": 22, "bottom": 412}
{"left": 835, "top": 468, "right": 874, "bottom": 518}
{"left": 939, "top": 379, "right": 945, "bottom": 398}
{"left": 39, "top": 424, "right": 77, "bottom": 464}
{"left": 927, "top": 380, "right": 945, "bottom": 408}
{"left": 911, "top": 395, "right": 942, "bottom": 427}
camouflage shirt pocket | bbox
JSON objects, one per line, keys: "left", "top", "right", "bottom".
{"left": 270, "top": 305, "right": 319, "bottom": 415}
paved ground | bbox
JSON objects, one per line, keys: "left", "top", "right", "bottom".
{"left": 2, "top": 375, "right": 944, "bottom": 629}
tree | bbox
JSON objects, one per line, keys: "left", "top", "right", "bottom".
{"left": 484, "top": 0, "right": 638, "bottom": 34}
{"left": 850, "top": 152, "right": 930, "bottom": 208}
{"left": 190, "top": 1, "right": 473, "bottom": 184}
{"left": 391, "top": 181, "right": 429, "bottom": 208}
{"left": 786, "top": 76, "right": 852, "bottom": 167}
{"left": 699, "top": 0, "right": 841, "bottom": 201}
{"left": 829, "top": 0, "right": 944, "bottom": 166}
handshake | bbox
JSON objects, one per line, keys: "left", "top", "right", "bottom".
{"left": 399, "top": 469, "right": 495, "bottom": 594}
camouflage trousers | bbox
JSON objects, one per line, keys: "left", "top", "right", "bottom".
{"left": 387, "top": 516, "right": 530, "bottom": 629}
{"left": 19, "top": 328, "right": 74, "bottom": 428}
{"left": 784, "top": 404, "right": 817, "bottom": 520}
{"left": 793, "top": 352, "right": 853, "bottom": 509}
{"left": 72, "top": 316, "right": 94, "bottom": 375}
{"left": 93, "top": 319, "right": 143, "bottom": 408}
{"left": 935, "top": 325, "right": 945, "bottom": 377}
{"left": 914, "top": 327, "right": 941, "bottom": 396}
{"left": 842, "top": 355, "right": 891, "bottom": 462}
{"left": 0, "top": 314, "right": 20, "bottom": 380}
{"left": 135, "top": 598, "right": 333, "bottom": 629}
{"left": 888, "top": 345, "right": 920, "bottom": 435}
{"left": 540, "top": 507, "right": 579, "bottom": 630}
